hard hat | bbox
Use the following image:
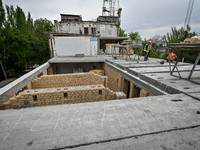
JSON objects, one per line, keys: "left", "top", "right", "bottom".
{"left": 147, "top": 41, "right": 151, "bottom": 44}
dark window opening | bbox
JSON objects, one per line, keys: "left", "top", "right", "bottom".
{"left": 64, "top": 93, "right": 68, "bottom": 99}
{"left": 84, "top": 28, "right": 88, "bottom": 35}
{"left": 127, "top": 82, "right": 130, "bottom": 98}
{"left": 92, "top": 28, "right": 96, "bottom": 35}
{"left": 99, "top": 90, "right": 102, "bottom": 96}
{"left": 24, "top": 100, "right": 30, "bottom": 105}
{"left": 33, "top": 95, "right": 37, "bottom": 101}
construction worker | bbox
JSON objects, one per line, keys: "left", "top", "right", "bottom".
{"left": 167, "top": 51, "right": 177, "bottom": 62}
{"left": 144, "top": 41, "right": 152, "bottom": 61}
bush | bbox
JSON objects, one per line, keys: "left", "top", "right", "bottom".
{"left": 149, "top": 51, "right": 160, "bottom": 58}
{"left": 161, "top": 53, "right": 168, "bottom": 60}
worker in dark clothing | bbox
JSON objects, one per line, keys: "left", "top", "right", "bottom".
{"left": 144, "top": 41, "right": 152, "bottom": 61}
{"left": 167, "top": 51, "right": 177, "bottom": 62}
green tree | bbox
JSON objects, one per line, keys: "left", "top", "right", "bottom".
{"left": 117, "top": 18, "right": 127, "bottom": 37}
{"left": 128, "top": 31, "right": 141, "bottom": 41}
{"left": 2, "top": 4, "right": 35, "bottom": 76}
{"left": 1, "top": 2, "right": 55, "bottom": 77}
{"left": 3, "top": 29, "right": 33, "bottom": 76}
{"left": 119, "top": 28, "right": 127, "bottom": 37}
{"left": 164, "top": 25, "right": 197, "bottom": 63}
{"left": 0, "top": 0, "right": 5, "bottom": 29}
{"left": 164, "top": 25, "right": 196, "bottom": 44}
{"left": 0, "top": 0, "right": 5, "bottom": 50}
{"left": 31, "top": 18, "right": 54, "bottom": 64}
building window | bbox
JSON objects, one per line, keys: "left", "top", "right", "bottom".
{"left": 64, "top": 93, "right": 68, "bottom": 99}
{"left": 99, "top": 90, "right": 102, "bottom": 96}
{"left": 92, "top": 28, "right": 96, "bottom": 35}
{"left": 84, "top": 28, "right": 88, "bottom": 35}
{"left": 33, "top": 95, "right": 37, "bottom": 101}
{"left": 98, "top": 31, "right": 100, "bottom": 34}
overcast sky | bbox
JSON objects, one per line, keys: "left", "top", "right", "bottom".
{"left": 2, "top": 0, "right": 200, "bottom": 40}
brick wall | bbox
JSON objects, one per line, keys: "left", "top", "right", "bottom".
{"left": 140, "top": 89, "right": 154, "bottom": 97}
{"left": 122, "top": 78, "right": 129, "bottom": 98}
{"left": 1, "top": 85, "right": 126, "bottom": 110}
{"left": 102, "top": 63, "right": 122, "bottom": 92}
{"left": 129, "top": 83, "right": 141, "bottom": 98}
{"left": 31, "top": 72, "right": 108, "bottom": 89}
{"left": 115, "top": 92, "right": 126, "bottom": 99}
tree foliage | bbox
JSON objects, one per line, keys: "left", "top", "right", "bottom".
{"left": 0, "top": 0, "right": 54, "bottom": 79}
{"left": 119, "top": 28, "right": 127, "bottom": 37}
{"left": 164, "top": 25, "right": 196, "bottom": 44}
{"left": 164, "top": 25, "right": 197, "bottom": 63}
{"left": 117, "top": 18, "right": 127, "bottom": 37}
{"left": 128, "top": 31, "right": 141, "bottom": 41}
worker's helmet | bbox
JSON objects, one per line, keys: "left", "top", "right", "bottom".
{"left": 172, "top": 51, "right": 175, "bottom": 53}
{"left": 147, "top": 41, "right": 151, "bottom": 44}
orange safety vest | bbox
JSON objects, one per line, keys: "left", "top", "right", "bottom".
{"left": 167, "top": 53, "right": 176, "bottom": 60}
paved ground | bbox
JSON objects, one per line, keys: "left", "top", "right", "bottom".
{"left": 0, "top": 55, "right": 200, "bottom": 150}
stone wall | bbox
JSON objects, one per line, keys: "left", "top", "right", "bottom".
{"left": 140, "top": 89, "right": 154, "bottom": 97}
{"left": 0, "top": 85, "right": 126, "bottom": 110}
{"left": 102, "top": 63, "right": 122, "bottom": 92}
{"left": 31, "top": 72, "right": 108, "bottom": 89}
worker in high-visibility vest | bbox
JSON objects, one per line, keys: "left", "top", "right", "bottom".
{"left": 144, "top": 41, "right": 152, "bottom": 61}
{"left": 167, "top": 51, "right": 177, "bottom": 62}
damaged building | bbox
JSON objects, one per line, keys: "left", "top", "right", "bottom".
{"left": 52, "top": 14, "right": 128, "bottom": 55}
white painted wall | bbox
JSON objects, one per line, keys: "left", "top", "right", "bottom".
{"left": 85, "top": 37, "right": 91, "bottom": 55}
{"left": 91, "top": 41, "right": 97, "bottom": 55}
{"left": 54, "top": 37, "right": 85, "bottom": 56}
{"left": 53, "top": 36, "right": 98, "bottom": 56}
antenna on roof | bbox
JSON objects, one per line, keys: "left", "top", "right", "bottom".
{"left": 102, "top": 0, "right": 119, "bottom": 17}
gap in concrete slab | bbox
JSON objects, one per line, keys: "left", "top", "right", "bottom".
{"left": 184, "top": 87, "right": 190, "bottom": 89}
{"left": 170, "top": 82, "right": 176, "bottom": 84}
{"left": 171, "top": 99, "right": 183, "bottom": 102}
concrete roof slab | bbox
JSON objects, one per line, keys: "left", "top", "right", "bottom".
{"left": 0, "top": 94, "right": 200, "bottom": 150}
{"left": 140, "top": 72, "right": 200, "bottom": 99}
{"left": 128, "top": 65, "right": 200, "bottom": 76}
{"left": 63, "top": 127, "right": 200, "bottom": 150}
{"left": 49, "top": 56, "right": 105, "bottom": 63}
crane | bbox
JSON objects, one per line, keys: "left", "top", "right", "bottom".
{"left": 182, "top": 0, "right": 195, "bottom": 40}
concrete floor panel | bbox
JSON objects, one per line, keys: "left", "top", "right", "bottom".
{"left": 0, "top": 94, "right": 200, "bottom": 150}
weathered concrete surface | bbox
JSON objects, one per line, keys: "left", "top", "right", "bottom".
{"left": 0, "top": 94, "right": 200, "bottom": 150}
{"left": 140, "top": 72, "right": 200, "bottom": 99}
{"left": 0, "top": 62, "right": 50, "bottom": 104}
{"left": 65, "top": 127, "right": 200, "bottom": 150}
{"left": 128, "top": 65, "right": 200, "bottom": 76}
{"left": 49, "top": 56, "right": 105, "bottom": 63}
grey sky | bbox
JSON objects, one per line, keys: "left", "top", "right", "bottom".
{"left": 2, "top": 0, "right": 200, "bottom": 40}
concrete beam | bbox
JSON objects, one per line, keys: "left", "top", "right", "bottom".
{"left": 0, "top": 62, "right": 50, "bottom": 104}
